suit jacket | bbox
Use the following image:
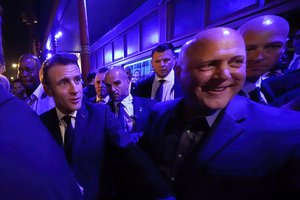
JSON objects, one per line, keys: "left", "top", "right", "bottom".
{"left": 40, "top": 101, "right": 126, "bottom": 200}
{"left": 107, "top": 96, "right": 157, "bottom": 133}
{"left": 135, "top": 73, "right": 183, "bottom": 100}
{"left": 40, "top": 100, "right": 171, "bottom": 200}
{"left": 141, "top": 95, "right": 300, "bottom": 200}
{"left": 83, "top": 84, "right": 96, "bottom": 99}
{"left": 262, "top": 69, "right": 300, "bottom": 106}
{"left": 0, "top": 85, "right": 83, "bottom": 200}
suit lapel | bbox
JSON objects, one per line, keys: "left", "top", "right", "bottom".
{"left": 197, "top": 96, "right": 246, "bottom": 164}
{"left": 73, "top": 102, "right": 89, "bottom": 150}
{"left": 47, "top": 108, "right": 63, "bottom": 146}
{"left": 177, "top": 96, "right": 246, "bottom": 191}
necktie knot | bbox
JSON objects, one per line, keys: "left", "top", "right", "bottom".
{"left": 249, "top": 87, "right": 267, "bottom": 105}
{"left": 62, "top": 115, "right": 72, "bottom": 126}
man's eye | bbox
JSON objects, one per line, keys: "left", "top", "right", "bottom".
{"left": 246, "top": 47, "right": 256, "bottom": 52}
{"left": 265, "top": 44, "right": 282, "bottom": 50}
{"left": 197, "top": 64, "right": 215, "bottom": 71}
{"left": 163, "top": 59, "right": 171, "bottom": 63}
{"left": 74, "top": 78, "right": 81, "bottom": 84}
{"left": 59, "top": 81, "right": 67, "bottom": 86}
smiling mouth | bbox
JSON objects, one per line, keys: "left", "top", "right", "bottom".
{"left": 202, "top": 85, "right": 232, "bottom": 92}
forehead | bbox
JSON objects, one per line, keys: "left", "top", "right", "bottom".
{"left": 19, "top": 58, "right": 36, "bottom": 68}
{"left": 242, "top": 29, "right": 287, "bottom": 45}
{"left": 95, "top": 72, "right": 105, "bottom": 80}
{"left": 48, "top": 64, "right": 80, "bottom": 79}
{"left": 105, "top": 70, "right": 122, "bottom": 81}
{"left": 186, "top": 36, "right": 245, "bottom": 61}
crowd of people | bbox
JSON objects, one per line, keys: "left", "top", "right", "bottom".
{"left": 1, "top": 14, "right": 300, "bottom": 200}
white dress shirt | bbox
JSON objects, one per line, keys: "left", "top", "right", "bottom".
{"left": 30, "top": 83, "right": 55, "bottom": 115}
{"left": 151, "top": 69, "right": 175, "bottom": 101}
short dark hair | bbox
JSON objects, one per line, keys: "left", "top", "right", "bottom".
{"left": 151, "top": 43, "right": 175, "bottom": 57}
{"left": 86, "top": 72, "right": 96, "bottom": 83}
{"left": 18, "top": 54, "right": 41, "bottom": 70}
{"left": 41, "top": 53, "right": 79, "bottom": 86}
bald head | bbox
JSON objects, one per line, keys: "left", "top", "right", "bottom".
{"left": 238, "top": 15, "right": 289, "bottom": 39}
{"left": 178, "top": 27, "right": 246, "bottom": 67}
{"left": 104, "top": 66, "right": 130, "bottom": 102}
{"left": 178, "top": 27, "right": 246, "bottom": 114}
{"left": 238, "top": 15, "right": 289, "bottom": 81}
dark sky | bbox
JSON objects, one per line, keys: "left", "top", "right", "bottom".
{"left": 1, "top": 0, "right": 51, "bottom": 80}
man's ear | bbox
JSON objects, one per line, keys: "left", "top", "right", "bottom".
{"left": 43, "top": 84, "right": 53, "bottom": 97}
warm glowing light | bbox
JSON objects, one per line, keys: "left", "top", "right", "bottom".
{"left": 10, "top": 76, "right": 14, "bottom": 80}
{"left": 12, "top": 63, "right": 17, "bottom": 68}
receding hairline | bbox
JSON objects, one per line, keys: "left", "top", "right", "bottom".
{"left": 105, "top": 66, "right": 128, "bottom": 80}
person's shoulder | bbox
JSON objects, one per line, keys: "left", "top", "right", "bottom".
{"left": 152, "top": 98, "right": 182, "bottom": 112}
{"left": 235, "top": 95, "right": 300, "bottom": 127}
{"left": 134, "top": 96, "right": 156, "bottom": 104}
{"left": 136, "top": 74, "right": 154, "bottom": 85}
{"left": 89, "top": 96, "right": 96, "bottom": 103}
{"left": 83, "top": 98, "right": 108, "bottom": 112}
{"left": 39, "top": 107, "right": 56, "bottom": 120}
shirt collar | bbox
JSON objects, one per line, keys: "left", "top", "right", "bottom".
{"left": 114, "top": 94, "right": 133, "bottom": 108}
{"left": 31, "top": 83, "right": 44, "bottom": 99}
{"left": 243, "top": 79, "right": 261, "bottom": 93}
{"left": 154, "top": 69, "right": 174, "bottom": 82}
{"left": 56, "top": 107, "right": 77, "bottom": 121}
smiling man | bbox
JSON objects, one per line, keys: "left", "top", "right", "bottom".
{"left": 140, "top": 27, "right": 300, "bottom": 200}
{"left": 17, "top": 54, "right": 55, "bottom": 114}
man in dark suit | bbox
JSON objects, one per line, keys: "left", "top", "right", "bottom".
{"left": 39, "top": 53, "right": 129, "bottom": 200}
{"left": 39, "top": 54, "right": 173, "bottom": 200}
{"left": 0, "top": 84, "right": 83, "bottom": 200}
{"left": 135, "top": 43, "right": 182, "bottom": 101}
{"left": 83, "top": 71, "right": 96, "bottom": 99}
{"left": 89, "top": 67, "right": 109, "bottom": 104}
{"left": 104, "top": 66, "right": 157, "bottom": 142}
{"left": 261, "top": 29, "right": 300, "bottom": 107}
{"left": 237, "top": 15, "right": 290, "bottom": 104}
{"left": 140, "top": 27, "right": 300, "bottom": 200}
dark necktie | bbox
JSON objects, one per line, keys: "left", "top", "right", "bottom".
{"left": 117, "top": 103, "right": 126, "bottom": 131}
{"left": 169, "top": 117, "right": 209, "bottom": 183}
{"left": 62, "top": 115, "right": 74, "bottom": 166}
{"left": 155, "top": 80, "right": 165, "bottom": 102}
{"left": 249, "top": 87, "right": 267, "bottom": 105}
